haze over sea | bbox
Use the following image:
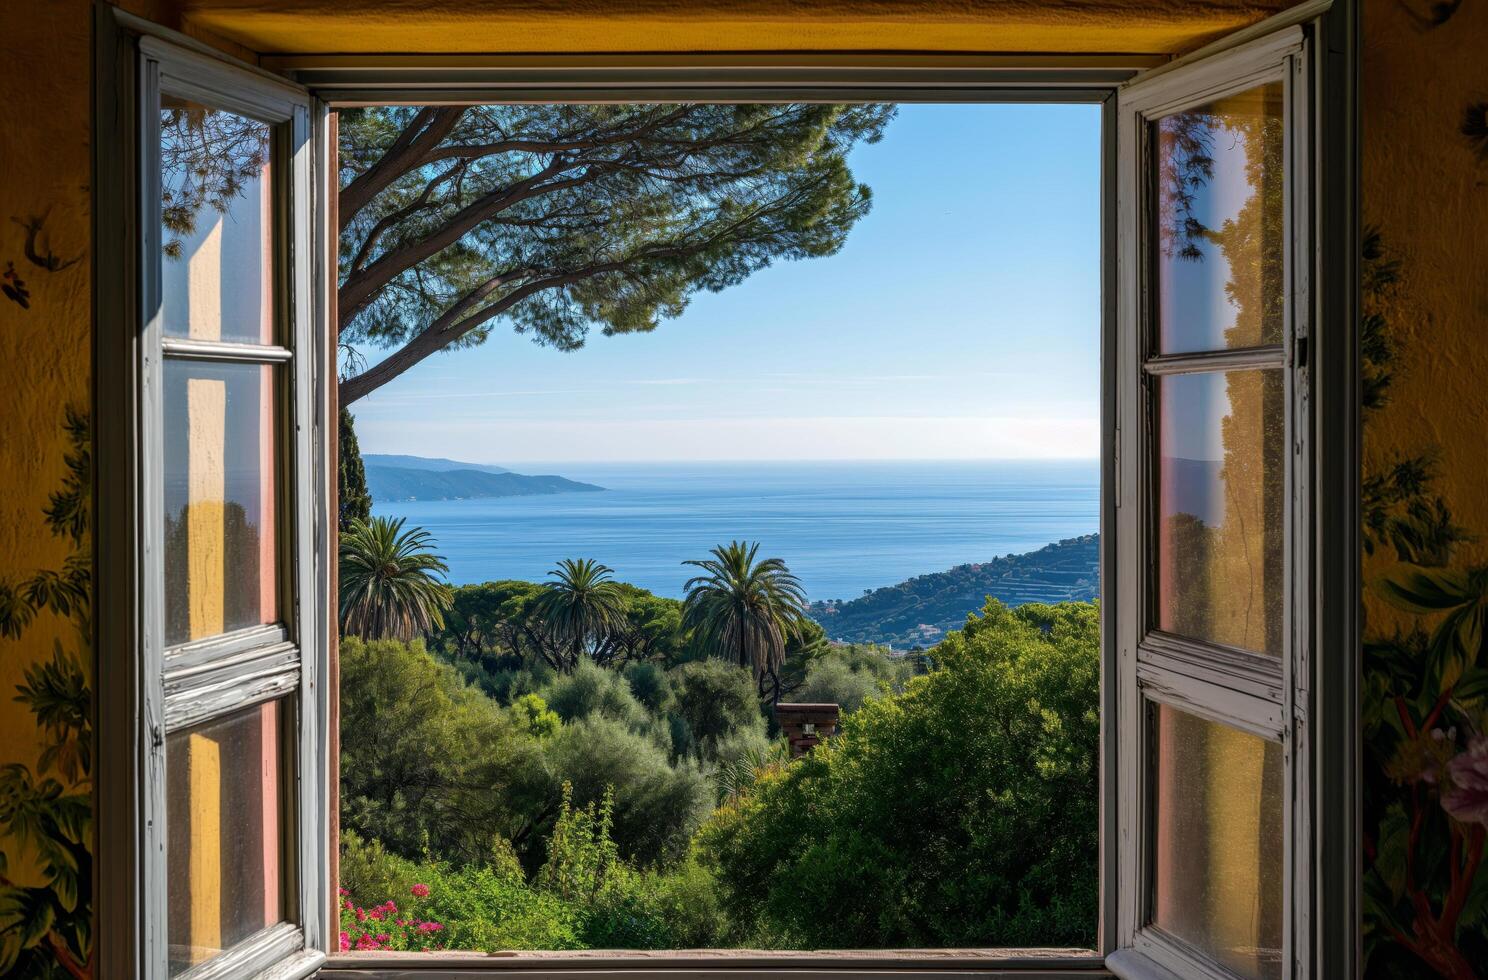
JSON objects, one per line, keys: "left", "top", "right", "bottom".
{"left": 372, "top": 459, "right": 1099, "bottom": 602}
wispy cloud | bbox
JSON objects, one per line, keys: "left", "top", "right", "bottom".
{"left": 359, "top": 414, "right": 1099, "bottom": 463}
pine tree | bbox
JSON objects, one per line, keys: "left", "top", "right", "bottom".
{"left": 338, "top": 407, "right": 372, "bottom": 534}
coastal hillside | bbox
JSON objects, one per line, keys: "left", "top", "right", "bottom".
{"left": 365, "top": 455, "right": 603, "bottom": 502}
{"left": 808, "top": 534, "right": 1099, "bottom": 647}
{"left": 364, "top": 453, "right": 510, "bottom": 474}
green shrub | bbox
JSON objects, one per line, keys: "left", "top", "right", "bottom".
{"left": 543, "top": 715, "right": 713, "bottom": 867}
{"left": 666, "top": 659, "right": 766, "bottom": 761}
{"left": 339, "top": 637, "right": 548, "bottom": 866}
{"left": 542, "top": 657, "right": 654, "bottom": 733}
{"left": 510, "top": 692, "right": 561, "bottom": 737}
{"left": 695, "top": 600, "right": 1100, "bottom": 949}
{"left": 623, "top": 661, "right": 670, "bottom": 712}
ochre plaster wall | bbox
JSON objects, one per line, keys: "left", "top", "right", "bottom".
{"left": 1360, "top": 0, "right": 1488, "bottom": 976}
{"left": 0, "top": 0, "right": 95, "bottom": 975}
{"left": 170, "top": 0, "right": 1291, "bottom": 56}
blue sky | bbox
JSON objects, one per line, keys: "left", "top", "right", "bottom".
{"left": 353, "top": 102, "right": 1102, "bottom": 465}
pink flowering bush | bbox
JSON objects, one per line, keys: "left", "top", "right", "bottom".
{"left": 338, "top": 884, "right": 447, "bottom": 952}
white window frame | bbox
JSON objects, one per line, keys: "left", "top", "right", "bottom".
{"left": 95, "top": 23, "right": 332, "bottom": 980}
{"left": 91, "top": 2, "right": 1357, "bottom": 977}
{"left": 1106, "top": 18, "right": 1347, "bottom": 980}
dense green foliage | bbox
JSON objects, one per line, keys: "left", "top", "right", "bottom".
{"left": 808, "top": 534, "right": 1099, "bottom": 647}
{"left": 341, "top": 551, "right": 1099, "bottom": 952}
{"left": 694, "top": 600, "right": 1100, "bottom": 949}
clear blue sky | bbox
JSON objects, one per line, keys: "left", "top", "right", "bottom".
{"left": 353, "top": 102, "right": 1102, "bottom": 465}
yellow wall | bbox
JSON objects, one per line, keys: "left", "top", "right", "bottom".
{"left": 0, "top": 1, "right": 96, "bottom": 975}
{"left": 0, "top": 0, "right": 92, "bottom": 877}
{"left": 174, "top": 0, "right": 1291, "bottom": 57}
{"left": 1361, "top": 0, "right": 1488, "bottom": 605}
{"left": 1359, "top": 0, "right": 1488, "bottom": 975}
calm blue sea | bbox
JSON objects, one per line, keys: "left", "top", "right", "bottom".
{"left": 372, "top": 460, "right": 1099, "bottom": 603}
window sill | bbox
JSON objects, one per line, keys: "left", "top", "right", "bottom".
{"left": 321, "top": 947, "right": 1107, "bottom": 977}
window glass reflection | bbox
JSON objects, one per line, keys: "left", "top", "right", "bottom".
{"left": 1152, "top": 704, "right": 1283, "bottom": 980}
{"left": 160, "top": 99, "right": 274, "bottom": 345}
{"left": 1156, "top": 82, "right": 1284, "bottom": 353}
{"left": 1157, "top": 369, "right": 1283, "bottom": 657}
{"left": 163, "top": 359, "right": 279, "bottom": 645}
{"left": 167, "top": 700, "right": 286, "bottom": 974}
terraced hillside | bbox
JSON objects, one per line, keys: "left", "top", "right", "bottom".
{"left": 807, "top": 534, "right": 1099, "bottom": 647}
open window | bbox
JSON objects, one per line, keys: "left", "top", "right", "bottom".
{"left": 94, "top": 5, "right": 1355, "bottom": 978}
{"left": 131, "top": 38, "right": 328, "bottom": 980}
{"left": 1110, "top": 26, "right": 1315, "bottom": 980}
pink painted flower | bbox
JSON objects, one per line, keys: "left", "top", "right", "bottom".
{"left": 338, "top": 887, "right": 349, "bottom": 897}
{"left": 410, "top": 883, "right": 430, "bottom": 898}
{"left": 1443, "top": 735, "right": 1488, "bottom": 826}
{"left": 339, "top": 932, "right": 350, "bottom": 952}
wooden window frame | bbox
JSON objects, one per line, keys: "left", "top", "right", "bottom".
{"left": 91, "top": 1, "right": 1358, "bottom": 976}
{"left": 95, "top": 17, "right": 334, "bottom": 980}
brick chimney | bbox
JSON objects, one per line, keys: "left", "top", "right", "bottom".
{"left": 774, "top": 703, "right": 840, "bottom": 758}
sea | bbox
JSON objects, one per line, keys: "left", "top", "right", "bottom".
{"left": 372, "top": 460, "right": 1099, "bottom": 603}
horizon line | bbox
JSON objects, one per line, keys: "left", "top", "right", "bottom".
{"left": 364, "top": 454, "right": 1101, "bottom": 466}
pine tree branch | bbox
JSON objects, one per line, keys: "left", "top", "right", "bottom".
{"left": 339, "top": 107, "right": 466, "bottom": 230}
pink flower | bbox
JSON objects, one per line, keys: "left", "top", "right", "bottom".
{"left": 355, "top": 907, "right": 366, "bottom": 922}
{"left": 339, "top": 932, "right": 350, "bottom": 952}
{"left": 1443, "top": 736, "right": 1488, "bottom": 826}
{"left": 368, "top": 910, "right": 383, "bottom": 921}
{"left": 338, "top": 887, "right": 349, "bottom": 897}
{"left": 410, "top": 883, "right": 430, "bottom": 898}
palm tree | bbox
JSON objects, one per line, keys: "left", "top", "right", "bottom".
{"left": 681, "top": 541, "right": 809, "bottom": 702}
{"left": 339, "top": 516, "right": 454, "bottom": 640}
{"left": 533, "top": 558, "right": 626, "bottom": 669}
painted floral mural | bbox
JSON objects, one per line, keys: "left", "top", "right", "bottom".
{"left": 0, "top": 409, "right": 94, "bottom": 978}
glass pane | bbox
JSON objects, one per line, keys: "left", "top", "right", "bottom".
{"left": 164, "top": 359, "right": 279, "bottom": 646}
{"left": 1155, "top": 82, "right": 1284, "bottom": 353}
{"left": 1152, "top": 705, "right": 1284, "bottom": 980}
{"left": 1156, "top": 369, "right": 1283, "bottom": 657}
{"left": 160, "top": 98, "right": 274, "bottom": 345}
{"left": 167, "top": 700, "right": 286, "bottom": 975}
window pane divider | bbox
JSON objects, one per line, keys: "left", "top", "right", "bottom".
{"left": 164, "top": 634, "right": 297, "bottom": 686}
{"left": 163, "top": 645, "right": 300, "bottom": 733}
{"left": 1136, "top": 661, "right": 1286, "bottom": 741}
{"left": 162, "top": 338, "right": 294, "bottom": 363}
{"left": 1137, "top": 630, "right": 1284, "bottom": 702}
{"left": 172, "top": 922, "right": 319, "bottom": 980}
{"left": 165, "top": 622, "right": 289, "bottom": 665}
{"left": 1141, "top": 345, "right": 1284, "bottom": 375}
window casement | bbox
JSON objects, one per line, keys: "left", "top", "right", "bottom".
{"left": 1109, "top": 26, "right": 1315, "bottom": 980}
{"left": 92, "top": 4, "right": 1357, "bottom": 978}
{"left": 131, "top": 37, "right": 328, "bottom": 980}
